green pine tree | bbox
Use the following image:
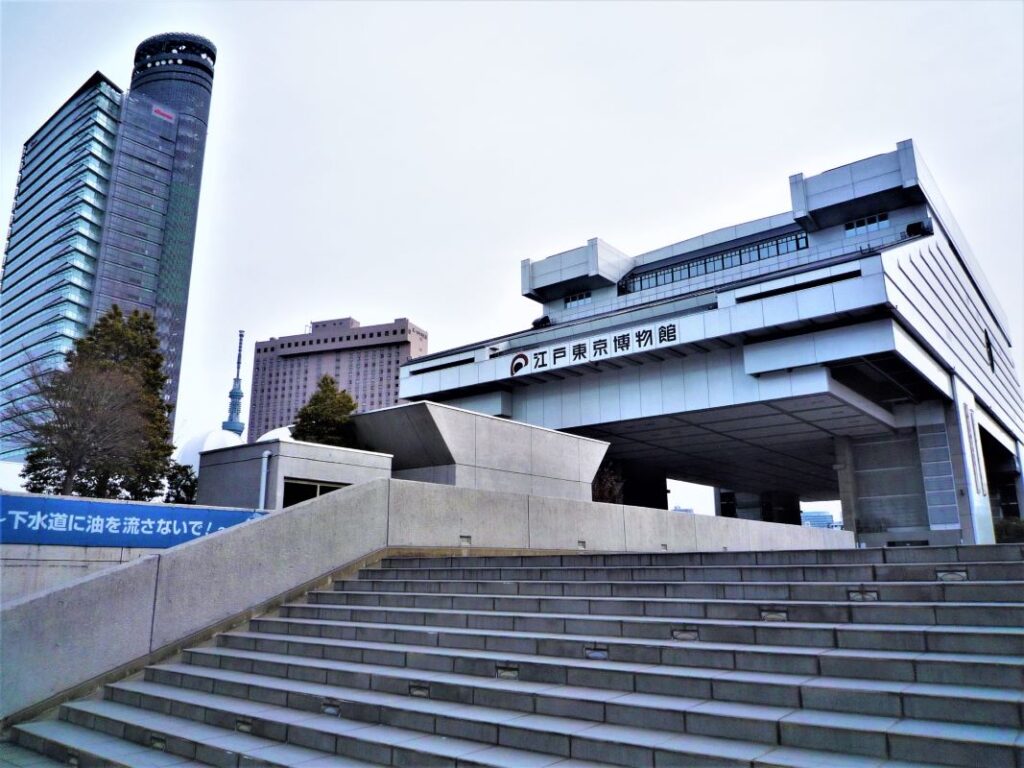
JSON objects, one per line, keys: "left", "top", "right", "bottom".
{"left": 70, "top": 307, "right": 173, "bottom": 499}
{"left": 164, "top": 461, "right": 198, "bottom": 504}
{"left": 290, "top": 375, "right": 358, "bottom": 447}
{"left": 12, "top": 306, "right": 174, "bottom": 499}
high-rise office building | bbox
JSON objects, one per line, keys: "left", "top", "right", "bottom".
{"left": 248, "top": 317, "right": 428, "bottom": 442}
{"left": 0, "top": 33, "right": 216, "bottom": 458}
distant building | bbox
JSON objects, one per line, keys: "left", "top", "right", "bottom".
{"left": 175, "top": 331, "right": 247, "bottom": 470}
{"left": 247, "top": 317, "right": 427, "bottom": 442}
{"left": 0, "top": 33, "right": 218, "bottom": 458}
{"left": 801, "top": 511, "right": 837, "bottom": 528}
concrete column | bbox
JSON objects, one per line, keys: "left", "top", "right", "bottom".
{"left": 713, "top": 488, "right": 724, "bottom": 517}
{"left": 950, "top": 377, "right": 995, "bottom": 544}
{"left": 620, "top": 462, "right": 668, "bottom": 509}
{"left": 1015, "top": 441, "right": 1024, "bottom": 519}
{"left": 912, "top": 401, "right": 961, "bottom": 533}
{"left": 834, "top": 437, "right": 858, "bottom": 534}
{"left": 715, "top": 488, "right": 799, "bottom": 524}
{"left": 760, "top": 490, "right": 801, "bottom": 525}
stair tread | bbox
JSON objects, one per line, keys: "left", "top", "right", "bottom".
{"left": 140, "top": 662, "right": 1024, "bottom": 744}
{"left": 0, "top": 741, "right": 68, "bottom": 768}
{"left": 97, "top": 682, "right": 810, "bottom": 765}
{"left": 282, "top": 601, "right": 1024, "bottom": 635}
{"left": 321, "top": 588, "right": 1024, "bottom": 609}
{"left": 210, "top": 635, "right": 1024, "bottom": 701}
{"left": 365, "top": 560, "right": 1022, "bottom": 570}
{"left": 64, "top": 698, "right": 591, "bottom": 766}
{"left": 14, "top": 720, "right": 207, "bottom": 767}
{"left": 253, "top": 616, "right": 1024, "bottom": 663}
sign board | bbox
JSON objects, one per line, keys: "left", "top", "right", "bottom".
{"left": 506, "top": 317, "right": 682, "bottom": 377}
{"left": 0, "top": 494, "right": 264, "bottom": 548}
{"left": 152, "top": 106, "right": 176, "bottom": 122}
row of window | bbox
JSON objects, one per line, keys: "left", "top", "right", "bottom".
{"left": 620, "top": 231, "right": 809, "bottom": 295}
{"left": 564, "top": 291, "right": 592, "bottom": 309}
{"left": 257, "top": 328, "right": 408, "bottom": 353}
{"left": 844, "top": 212, "right": 890, "bottom": 238}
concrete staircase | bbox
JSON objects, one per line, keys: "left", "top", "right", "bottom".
{"left": 11, "top": 544, "right": 1024, "bottom": 767}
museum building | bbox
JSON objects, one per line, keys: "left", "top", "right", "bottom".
{"left": 399, "top": 140, "right": 1024, "bottom": 546}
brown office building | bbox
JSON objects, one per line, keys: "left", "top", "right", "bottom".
{"left": 247, "top": 317, "right": 427, "bottom": 442}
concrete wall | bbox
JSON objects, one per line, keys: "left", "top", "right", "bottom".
{"left": 197, "top": 439, "right": 392, "bottom": 509}
{"left": 354, "top": 402, "right": 609, "bottom": 502}
{"left": 0, "top": 478, "right": 852, "bottom": 725}
{"left": 1, "top": 544, "right": 161, "bottom": 603}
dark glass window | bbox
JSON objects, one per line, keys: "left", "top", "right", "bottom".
{"left": 564, "top": 290, "right": 592, "bottom": 309}
{"left": 844, "top": 212, "right": 890, "bottom": 238}
{"left": 620, "top": 231, "right": 809, "bottom": 294}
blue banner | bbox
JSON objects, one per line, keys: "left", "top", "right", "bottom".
{"left": 0, "top": 493, "right": 265, "bottom": 548}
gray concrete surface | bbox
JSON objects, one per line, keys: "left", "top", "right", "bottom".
{"left": 0, "top": 477, "right": 851, "bottom": 724}
{"left": 197, "top": 438, "right": 392, "bottom": 509}
{"left": 0, "top": 544, "right": 161, "bottom": 603}
{"left": 0, "top": 555, "right": 159, "bottom": 724}
{"left": 355, "top": 402, "right": 609, "bottom": 502}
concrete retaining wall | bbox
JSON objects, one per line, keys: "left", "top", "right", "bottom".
{"left": 1, "top": 544, "right": 161, "bottom": 603}
{"left": 0, "top": 478, "right": 852, "bottom": 724}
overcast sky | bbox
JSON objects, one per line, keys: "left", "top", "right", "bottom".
{"left": 2, "top": 1, "right": 1022, "bottom": 511}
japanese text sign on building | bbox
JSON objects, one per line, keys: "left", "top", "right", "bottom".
{"left": 507, "top": 318, "right": 681, "bottom": 377}
{"left": 0, "top": 494, "right": 265, "bottom": 549}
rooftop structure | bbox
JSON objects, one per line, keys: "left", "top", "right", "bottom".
{"left": 400, "top": 140, "right": 1024, "bottom": 546}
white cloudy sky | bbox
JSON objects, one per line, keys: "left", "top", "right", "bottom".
{"left": 2, "top": 2, "right": 1022, "bottom": 512}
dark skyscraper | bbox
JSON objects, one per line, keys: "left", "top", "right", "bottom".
{"left": 1, "top": 33, "right": 216, "bottom": 458}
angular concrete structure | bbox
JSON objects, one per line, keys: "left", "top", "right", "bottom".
{"left": 196, "top": 402, "right": 610, "bottom": 508}
{"left": 353, "top": 402, "right": 608, "bottom": 502}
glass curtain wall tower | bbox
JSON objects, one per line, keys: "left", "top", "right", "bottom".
{"left": 0, "top": 33, "right": 216, "bottom": 458}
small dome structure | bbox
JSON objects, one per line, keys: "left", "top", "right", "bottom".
{"left": 257, "top": 425, "right": 294, "bottom": 443}
{"left": 175, "top": 428, "right": 243, "bottom": 470}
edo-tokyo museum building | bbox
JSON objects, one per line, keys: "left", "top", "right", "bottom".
{"left": 399, "top": 141, "right": 1024, "bottom": 547}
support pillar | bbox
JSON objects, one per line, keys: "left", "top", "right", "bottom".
{"left": 620, "top": 461, "right": 668, "bottom": 509}
{"left": 950, "top": 378, "right": 996, "bottom": 545}
{"left": 834, "top": 436, "right": 858, "bottom": 534}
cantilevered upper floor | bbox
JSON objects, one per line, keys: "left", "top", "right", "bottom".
{"left": 402, "top": 141, "right": 1023, "bottom": 457}
{"left": 521, "top": 140, "right": 1009, "bottom": 342}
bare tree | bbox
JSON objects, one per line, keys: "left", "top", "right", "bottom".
{"left": 4, "top": 360, "right": 148, "bottom": 495}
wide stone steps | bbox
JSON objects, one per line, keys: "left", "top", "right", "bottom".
{"left": 278, "top": 602, "right": 1024, "bottom": 655}
{"left": 105, "top": 673, "right": 947, "bottom": 768}
{"left": 338, "top": 577, "right": 1024, "bottom": 603}
{"left": 307, "top": 588, "right": 1024, "bottom": 626}
{"left": 358, "top": 561, "right": 1024, "bottom": 584}
{"left": 249, "top": 616, "right": 1024, "bottom": 689}
{"left": 212, "top": 632, "right": 1024, "bottom": 727}
{"left": 378, "top": 545, "right": 1024, "bottom": 569}
{"left": 13, "top": 719, "right": 211, "bottom": 767}
{"left": 56, "top": 697, "right": 504, "bottom": 768}
{"left": 11, "top": 545, "right": 1024, "bottom": 767}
